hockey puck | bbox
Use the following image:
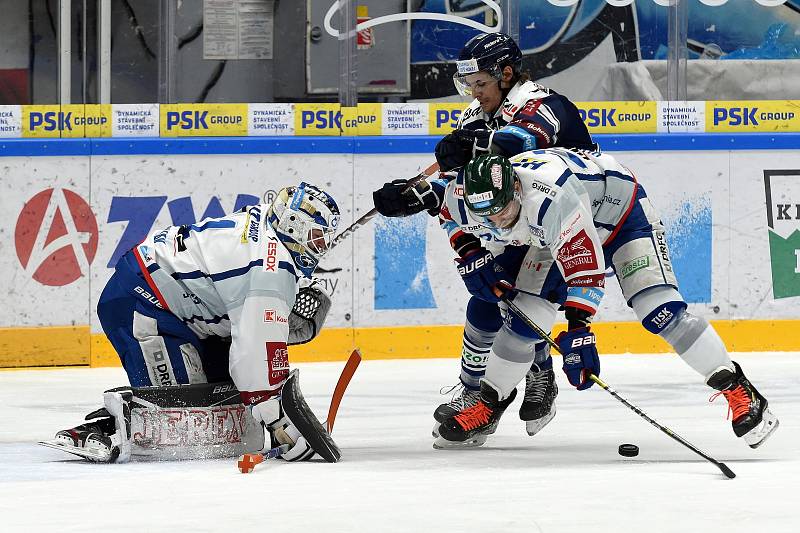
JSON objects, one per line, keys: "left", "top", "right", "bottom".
{"left": 618, "top": 444, "right": 639, "bottom": 457}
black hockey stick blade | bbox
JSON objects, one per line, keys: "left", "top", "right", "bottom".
{"left": 281, "top": 369, "right": 341, "bottom": 463}
{"left": 499, "top": 293, "right": 737, "bottom": 479}
{"left": 717, "top": 462, "right": 737, "bottom": 479}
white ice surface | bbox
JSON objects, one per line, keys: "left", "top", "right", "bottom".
{"left": 1, "top": 353, "right": 798, "bottom": 533}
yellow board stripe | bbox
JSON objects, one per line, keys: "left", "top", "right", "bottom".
{"left": 0, "top": 326, "right": 90, "bottom": 367}
{"left": 2, "top": 321, "right": 800, "bottom": 369}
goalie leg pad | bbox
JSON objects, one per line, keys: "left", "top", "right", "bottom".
{"left": 118, "top": 381, "right": 264, "bottom": 460}
{"left": 280, "top": 369, "right": 341, "bottom": 463}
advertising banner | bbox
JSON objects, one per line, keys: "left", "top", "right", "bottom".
{"left": 3, "top": 147, "right": 800, "bottom": 336}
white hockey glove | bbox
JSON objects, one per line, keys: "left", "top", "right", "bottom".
{"left": 288, "top": 278, "right": 332, "bottom": 345}
{"left": 250, "top": 397, "right": 314, "bottom": 462}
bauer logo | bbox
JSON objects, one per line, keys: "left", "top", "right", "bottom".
{"left": 14, "top": 188, "right": 99, "bottom": 286}
{"left": 708, "top": 101, "right": 800, "bottom": 132}
{"left": 160, "top": 104, "right": 247, "bottom": 136}
{"left": 575, "top": 102, "right": 656, "bottom": 133}
{"left": 764, "top": 169, "right": 800, "bottom": 299}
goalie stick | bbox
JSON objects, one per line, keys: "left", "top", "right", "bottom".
{"left": 326, "top": 349, "right": 362, "bottom": 433}
{"left": 237, "top": 349, "right": 362, "bottom": 472}
{"left": 327, "top": 162, "right": 440, "bottom": 251}
{"left": 497, "top": 291, "right": 736, "bottom": 479}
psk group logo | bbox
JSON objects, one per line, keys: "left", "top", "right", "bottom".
{"left": 575, "top": 102, "right": 657, "bottom": 134}
{"left": 23, "top": 105, "right": 111, "bottom": 138}
{"left": 14, "top": 188, "right": 99, "bottom": 286}
{"left": 294, "top": 103, "right": 382, "bottom": 135}
{"left": 707, "top": 101, "right": 800, "bottom": 132}
{"left": 160, "top": 104, "right": 248, "bottom": 136}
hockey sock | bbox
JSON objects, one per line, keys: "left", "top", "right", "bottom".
{"left": 459, "top": 321, "right": 498, "bottom": 390}
{"left": 484, "top": 349, "right": 531, "bottom": 401}
{"left": 660, "top": 311, "right": 734, "bottom": 379}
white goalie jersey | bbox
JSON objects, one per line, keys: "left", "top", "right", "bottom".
{"left": 131, "top": 204, "right": 301, "bottom": 398}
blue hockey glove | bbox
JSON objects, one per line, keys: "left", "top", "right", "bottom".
{"left": 556, "top": 327, "right": 599, "bottom": 390}
{"left": 456, "top": 248, "right": 514, "bottom": 303}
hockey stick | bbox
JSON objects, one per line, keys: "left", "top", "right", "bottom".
{"left": 326, "top": 349, "right": 362, "bottom": 433}
{"left": 327, "top": 162, "right": 440, "bottom": 250}
{"left": 499, "top": 293, "right": 736, "bottom": 479}
{"left": 237, "top": 349, "right": 362, "bottom": 472}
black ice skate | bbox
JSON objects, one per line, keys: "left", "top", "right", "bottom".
{"left": 39, "top": 408, "right": 120, "bottom": 462}
{"left": 434, "top": 380, "right": 516, "bottom": 449}
{"left": 708, "top": 361, "right": 779, "bottom": 449}
{"left": 432, "top": 382, "right": 483, "bottom": 437}
{"left": 519, "top": 361, "right": 558, "bottom": 436}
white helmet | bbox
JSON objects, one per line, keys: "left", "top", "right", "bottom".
{"left": 268, "top": 182, "right": 340, "bottom": 277}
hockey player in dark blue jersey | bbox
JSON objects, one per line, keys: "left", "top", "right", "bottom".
{"left": 372, "top": 32, "right": 597, "bottom": 439}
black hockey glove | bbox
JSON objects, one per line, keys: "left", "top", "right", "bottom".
{"left": 434, "top": 129, "right": 494, "bottom": 171}
{"left": 372, "top": 178, "right": 441, "bottom": 218}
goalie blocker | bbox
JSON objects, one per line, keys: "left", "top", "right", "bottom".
{"left": 41, "top": 370, "right": 339, "bottom": 463}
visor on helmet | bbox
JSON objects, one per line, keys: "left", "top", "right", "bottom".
{"left": 452, "top": 60, "right": 503, "bottom": 97}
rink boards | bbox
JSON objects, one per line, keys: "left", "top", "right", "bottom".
{"left": 1, "top": 134, "right": 799, "bottom": 366}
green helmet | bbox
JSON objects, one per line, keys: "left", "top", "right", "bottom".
{"left": 463, "top": 154, "right": 516, "bottom": 216}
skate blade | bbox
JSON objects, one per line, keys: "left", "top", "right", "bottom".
{"left": 38, "top": 440, "right": 113, "bottom": 462}
{"left": 744, "top": 408, "right": 780, "bottom": 449}
{"left": 434, "top": 420, "right": 498, "bottom": 438}
{"left": 524, "top": 405, "right": 556, "bottom": 436}
{"left": 432, "top": 434, "right": 488, "bottom": 450}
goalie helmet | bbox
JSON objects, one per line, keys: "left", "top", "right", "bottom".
{"left": 462, "top": 154, "right": 516, "bottom": 217}
{"left": 268, "top": 182, "right": 340, "bottom": 277}
{"left": 453, "top": 32, "right": 523, "bottom": 96}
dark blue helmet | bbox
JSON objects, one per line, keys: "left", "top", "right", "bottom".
{"left": 453, "top": 32, "right": 523, "bottom": 95}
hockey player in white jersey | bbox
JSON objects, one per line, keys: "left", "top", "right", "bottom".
{"left": 433, "top": 151, "right": 779, "bottom": 450}
{"left": 48, "top": 182, "right": 341, "bottom": 462}
{"left": 374, "top": 32, "right": 596, "bottom": 437}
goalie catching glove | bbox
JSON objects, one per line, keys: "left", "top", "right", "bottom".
{"left": 289, "top": 278, "right": 332, "bottom": 345}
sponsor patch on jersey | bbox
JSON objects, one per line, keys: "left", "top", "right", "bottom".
{"left": 138, "top": 245, "right": 153, "bottom": 262}
{"left": 559, "top": 211, "right": 583, "bottom": 241}
{"left": 264, "top": 238, "right": 278, "bottom": 271}
{"left": 620, "top": 256, "right": 649, "bottom": 279}
{"left": 528, "top": 224, "right": 545, "bottom": 239}
{"left": 531, "top": 179, "right": 558, "bottom": 199}
{"left": 453, "top": 184, "right": 465, "bottom": 198}
{"left": 266, "top": 342, "right": 290, "bottom": 386}
{"left": 557, "top": 229, "right": 599, "bottom": 277}
{"left": 241, "top": 205, "right": 262, "bottom": 243}
{"left": 456, "top": 58, "right": 480, "bottom": 75}
{"left": 263, "top": 309, "right": 288, "bottom": 324}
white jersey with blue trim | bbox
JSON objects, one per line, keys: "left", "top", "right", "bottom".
{"left": 439, "top": 148, "right": 639, "bottom": 315}
{"left": 132, "top": 204, "right": 299, "bottom": 396}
